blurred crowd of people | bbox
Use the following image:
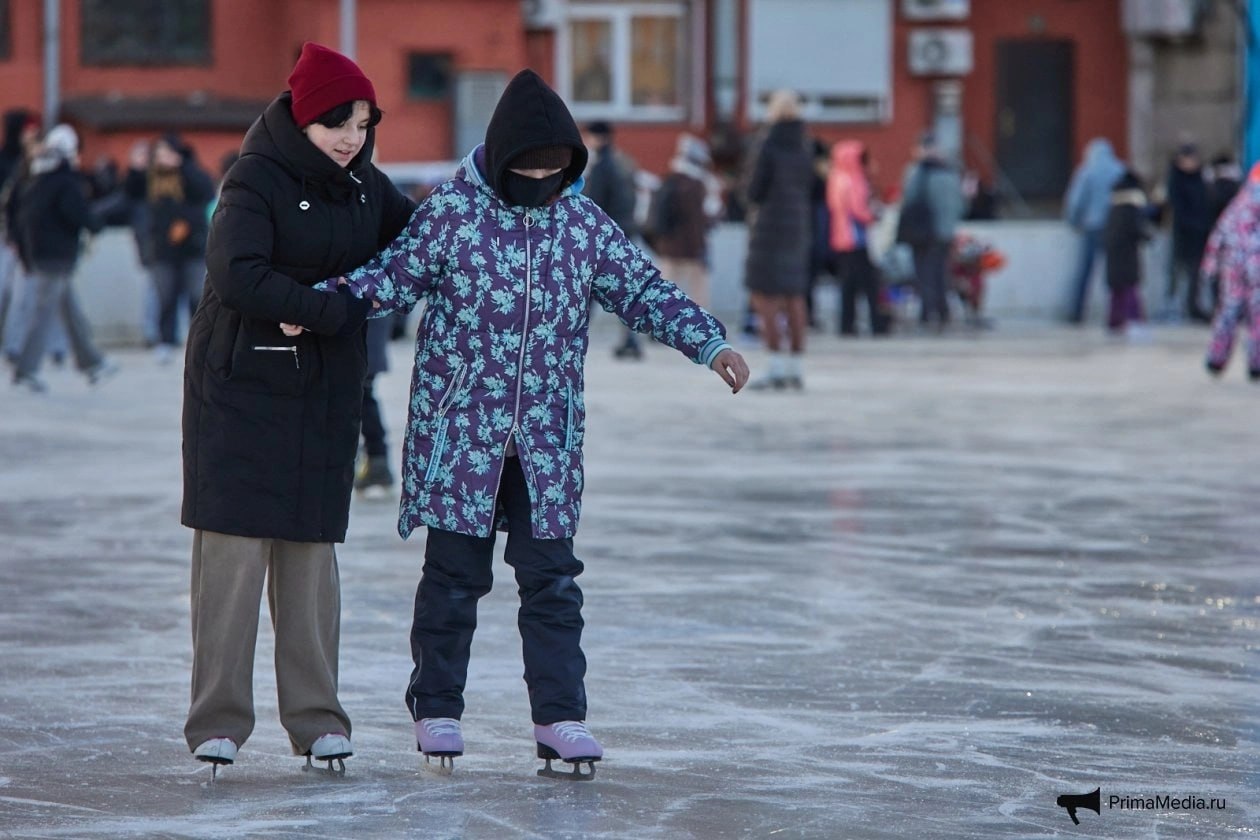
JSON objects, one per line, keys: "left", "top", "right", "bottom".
{"left": 8, "top": 87, "right": 1256, "bottom": 396}
{"left": 578, "top": 91, "right": 1000, "bottom": 391}
{"left": 1062, "top": 136, "right": 1242, "bottom": 338}
{"left": 1, "top": 106, "right": 228, "bottom": 392}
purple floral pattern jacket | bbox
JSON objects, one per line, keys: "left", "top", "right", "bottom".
{"left": 341, "top": 147, "right": 731, "bottom": 539}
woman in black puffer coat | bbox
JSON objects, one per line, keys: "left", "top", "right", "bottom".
{"left": 743, "top": 90, "right": 815, "bottom": 390}
{"left": 181, "top": 42, "right": 414, "bottom": 771}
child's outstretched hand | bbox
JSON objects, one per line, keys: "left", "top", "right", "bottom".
{"left": 711, "top": 348, "right": 750, "bottom": 394}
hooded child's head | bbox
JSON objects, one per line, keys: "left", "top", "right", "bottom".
{"left": 483, "top": 69, "right": 587, "bottom": 208}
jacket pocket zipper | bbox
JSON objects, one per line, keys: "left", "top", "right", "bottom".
{"left": 565, "top": 384, "right": 575, "bottom": 450}
{"left": 436, "top": 361, "right": 468, "bottom": 416}
{"left": 253, "top": 345, "right": 299, "bottom": 369}
{"left": 425, "top": 417, "right": 450, "bottom": 485}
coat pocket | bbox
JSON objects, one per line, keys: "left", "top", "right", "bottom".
{"left": 222, "top": 320, "right": 305, "bottom": 395}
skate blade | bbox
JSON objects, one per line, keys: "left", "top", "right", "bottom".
{"left": 423, "top": 753, "right": 459, "bottom": 776}
{"left": 302, "top": 755, "right": 347, "bottom": 776}
{"left": 195, "top": 756, "right": 232, "bottom": 782}
{"left": 537, "top": 757, "right": 598, "bottom": 781}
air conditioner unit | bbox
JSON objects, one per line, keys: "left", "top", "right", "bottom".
{"left": 902, "top": 0, "right": 969, "bottom": 21}
{"left": 908, "top": 29, "right": 973, "bottom": 76}
{"left": 522, "top": 0, "right": 563, "bottom": 30}
{"left": 1122, "top": 0, "right": 1204, "bottom": 38}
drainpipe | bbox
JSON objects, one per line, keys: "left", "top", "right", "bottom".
{"left": 340, "top": 0, "right": 356, "bottom": 59}
{"left": 42, "top": 0, "right": 60, "bottom": 129}
{"left": 1243, "top": 0, "right": 1260, "bottom": 167}
{"left": 712, "top": 0, "right": 738, "bottom": 123}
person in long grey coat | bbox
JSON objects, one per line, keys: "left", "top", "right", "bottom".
{"left": 743, "top": 90, "right": 815, "bottom": 389}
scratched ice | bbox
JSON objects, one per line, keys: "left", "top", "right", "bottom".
{"left": 0, "top": 322, "right": 1256, "bottom": 838}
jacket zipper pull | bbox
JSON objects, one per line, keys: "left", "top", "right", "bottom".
{"left": 253, "top": 345, "right": 300, "bottom": 369}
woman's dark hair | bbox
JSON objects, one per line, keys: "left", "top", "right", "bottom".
{"left": 311, "top": 100, "right": 383, "bottom": 130}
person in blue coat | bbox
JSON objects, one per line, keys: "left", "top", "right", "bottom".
{"left": 1064, "top": 138, "right": 1125, "bottom": 324}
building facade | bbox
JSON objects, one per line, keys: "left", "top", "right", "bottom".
{"left": 0, "top": 0, "right": 1241, "bottom": 205}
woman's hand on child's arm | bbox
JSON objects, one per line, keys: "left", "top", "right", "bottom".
{"left": 278, "top": 278, "right": 378, "bottom": 335}
{"left": 711, "top": 348, "right": 750, "bottom": 394}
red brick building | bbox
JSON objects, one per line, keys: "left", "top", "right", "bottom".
{"left": 0, "top": 0, "right": 1127, "bottom": 202}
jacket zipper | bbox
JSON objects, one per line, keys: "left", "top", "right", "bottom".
{"left": 509, "top": 211, "right": 536, "bottom": 450}
{"left": 491, "top": 208, "right": 538, "bottom": 508}
{"left": 253, "top": 345, "right": 299, "bottom": 369}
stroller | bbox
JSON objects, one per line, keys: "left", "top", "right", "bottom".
{"left": 949, "top": 233, "right": 1006, "bottom": 328}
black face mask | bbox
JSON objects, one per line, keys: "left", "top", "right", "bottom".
{"left": 501, "top": 170, "right": 565, "bottom": 208}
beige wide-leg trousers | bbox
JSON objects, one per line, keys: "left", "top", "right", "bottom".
{"left": 184, "top": 530, "right": 350, "bottom": 755}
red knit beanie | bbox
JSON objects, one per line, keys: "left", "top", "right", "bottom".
{"left": 287, "top": 42, "right": 377, "bottom": 128}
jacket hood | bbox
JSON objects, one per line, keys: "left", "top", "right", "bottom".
{"left": 483, "top": 69, "right": 587, "bottom": 201}
{"left": 830, "top": 140, "right": 865, "bottom": 175}
{"left": 240, "top": 92, "right": 376, "bottom": 194}
{"left": 1080, "top": 137, "right": 1125, "bottom": 184}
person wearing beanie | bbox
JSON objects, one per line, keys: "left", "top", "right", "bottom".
{"left": 320, "top": 67, "right": 749, "bottom": 777}
{"left": 180, "top": 41, "right": 414, "bottom": 776}
{"left": 9, "top": 123, "right": 116, "bottom": 392}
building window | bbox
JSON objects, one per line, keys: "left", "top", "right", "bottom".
{"left": 407, "top": 53, "right": 453, "bottom": 100}
{"left": 80, "top": 0, "right": 211, "bottom": 66}
{"left": 0, "top": 0, "right": 11, "bottom": 61}
{"left": 748, "top": 0, "right": 892, "bottom": 123}
{"left": 560, "top": 2, "right": 688, "bottom": 121}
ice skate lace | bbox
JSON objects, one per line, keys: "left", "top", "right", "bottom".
{"left": 551, "top": 721, "right": 593, "bottom": 742}
{"left": 422, "top": 718, "right": 462, "bottom": 737}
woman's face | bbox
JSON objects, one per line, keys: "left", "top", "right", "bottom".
{"left": 304, "top": 101, "right": 371, "bottom": 168}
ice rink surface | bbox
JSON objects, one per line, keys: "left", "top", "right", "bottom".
{"left": 0, "top": 322, "right": 1256, "bottom": 838}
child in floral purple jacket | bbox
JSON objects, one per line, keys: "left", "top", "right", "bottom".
{"left": 315, "top": 69, "right": 748, "bottom": 777}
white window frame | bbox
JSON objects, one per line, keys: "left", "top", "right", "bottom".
{"left": 746, "top": 0, "right": 894, "bottom": 125}
{"left": 557, "top": 1, "right": 696, "bottom": 123}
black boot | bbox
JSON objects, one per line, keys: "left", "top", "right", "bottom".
{"left": 355, "top": 455, "right": 394, "bottom": 491}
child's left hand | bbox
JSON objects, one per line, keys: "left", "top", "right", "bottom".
{"left": 711, "top": 348, "right": 750, "bottom": 394}
{"left": 280, "top": 323, "right": 304, "bottom": 337}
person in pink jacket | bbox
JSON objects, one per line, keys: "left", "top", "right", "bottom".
{"left": 826, "top": 141, "right": 887, "bottom": 336}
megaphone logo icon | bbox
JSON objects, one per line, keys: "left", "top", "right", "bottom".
{"left": 1056, "top": 787, "right": 1101, "bottom": 825}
